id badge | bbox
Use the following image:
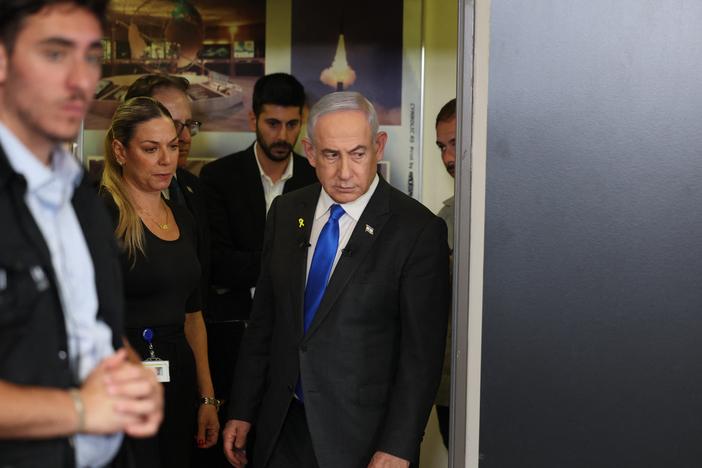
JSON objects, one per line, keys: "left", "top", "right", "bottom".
{"left": 142, "top": 359, "right": 171, "bottom": 383}
{"left": 141, "top": 328, "right": 170, "bottom": 382}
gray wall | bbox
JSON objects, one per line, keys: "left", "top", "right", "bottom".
{"left": 480, "top": 1, "right": 702, "bottom": 466}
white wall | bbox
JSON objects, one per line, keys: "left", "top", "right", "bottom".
{"left": 420, "top": 0, "right": 458, "bottom": 214}
{"left": 419, "top": 0, "right": 458, "bottom": 466}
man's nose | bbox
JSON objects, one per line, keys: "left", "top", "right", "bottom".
{"left": 67, "top": 56, "right": 98, "bottom": 97}
{"left": 338, "top": 155, "right": 352, "bottom": 179}
{"left": 177, "top": 125, "right": 192, "bottom": 143}
{"left": 277, "top": 125, "right": 289, "bottom": 141}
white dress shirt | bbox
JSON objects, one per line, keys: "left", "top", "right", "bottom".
{"left": 0, "top": 123, "right": 122, "bottom": 467}
{"left": 254, "top": 142, "right": 294, "bottom": 213}
{"left": 305, "top": 174, "right": 380, "bottom": 285}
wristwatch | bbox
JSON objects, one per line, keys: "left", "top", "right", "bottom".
{"left": 200, "top": 396, "right": 222, "bottom": 410}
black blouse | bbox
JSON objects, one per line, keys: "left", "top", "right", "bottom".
{"left": 104, "top": 195, "right": 202, "bottom": 328}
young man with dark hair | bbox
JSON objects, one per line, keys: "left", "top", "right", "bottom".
{"left": 199, "top": 73, "right": 317, "bottom": 464}
{"left": 435, "top": 98, "right": 456, "bottom": 234}
{"left": 0, "top": 1, "right": 162, "bottom": 466}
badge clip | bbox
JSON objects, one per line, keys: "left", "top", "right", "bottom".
{"left": 141, "top": 328, "right": 170, "bottom": 382}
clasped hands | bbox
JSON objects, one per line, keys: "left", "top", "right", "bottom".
{"left": 77, "top": 348, "right": 163, "bottom": 437}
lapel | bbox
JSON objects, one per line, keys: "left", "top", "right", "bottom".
{"left": 71, "top": 179, "right": 105, "bottom": 323}
{"left": 289, "top": 186, "right": 319, "bottom": 340}
{"left": 175, "top": 168, "right": 193, "bottom": 207}
{"left": 242, "top": 146, "right": 267, "bottom": 234}
{"left": 303, "top": 178, "right": 392, "bottom": 341}
{"left": 283, "top": 153, "right": 311, "bottom": 194}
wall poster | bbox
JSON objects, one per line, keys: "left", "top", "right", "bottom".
{"left": 82, "top": 0, "right": 423, "bottom": 197}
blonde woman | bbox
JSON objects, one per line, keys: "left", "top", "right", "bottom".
{"left": 100, "top": 97, "right": 219, "bottom": 467}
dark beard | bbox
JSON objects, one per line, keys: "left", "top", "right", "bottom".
{"left": 256, "top": 130, "right": 293, "bottom": 162}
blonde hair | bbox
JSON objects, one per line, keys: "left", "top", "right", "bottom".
{"left": 100, "top": 96, "right": 173, "bottom": 261}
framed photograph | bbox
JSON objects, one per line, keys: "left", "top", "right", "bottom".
{"left": 182, "top": 157, "right": 212, "bottom": 176}
{"left": 82, "top": 0, "right": 423, "bottom": 198}
{"left": 88, "top": 0, "right": 266, "bottom": 132}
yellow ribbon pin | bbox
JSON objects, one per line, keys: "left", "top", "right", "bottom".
{"left": 298, "top": 218, "right": 305, "bottom": 228}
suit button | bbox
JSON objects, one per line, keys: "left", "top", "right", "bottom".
{"left": 300, "top": 344, "right": 307, "bottom": 352}
{"left": 58, "top": 350, "right": 68, "bottom": 360}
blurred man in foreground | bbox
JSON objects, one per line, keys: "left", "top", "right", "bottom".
{"left": 0, "top": 1, "right": 162, "bottom": 466}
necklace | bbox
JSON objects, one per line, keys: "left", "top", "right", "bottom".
{"left": 139, "top": 200, "right": 170, "bottom": 230}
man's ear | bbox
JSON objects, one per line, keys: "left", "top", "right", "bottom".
{"left": 248, "top": 110, "right": 257, "bottom": 132}
{"left": 374, "top": 131, "right": 388, "bottom": 161}
{"left": 301, "top": 137, "right": 317, "bottom": 168}
{"left": 0, "top": 43, "right": 8, "bottom": 85}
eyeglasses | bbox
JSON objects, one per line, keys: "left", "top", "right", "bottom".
{"left": 174, "top": 119, "right": 202, "bottom": 136}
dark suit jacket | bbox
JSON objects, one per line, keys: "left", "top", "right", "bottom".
{"left": 229, "top": 178, "right": 450, "bottom": 468}
{"left": 173, "top": 167, "right": 210, "bottom": 307}
{"left": 199, "top": 145, "right": 317, "bottom": 321}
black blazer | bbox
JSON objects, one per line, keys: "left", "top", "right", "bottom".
{"left": 199, "top": 145, "right": 317, "bottom": 321}
{"left": 229, "top": 178, "right": 450, "bottom": 468}
{"left": 174, "top": 167, "right": 210, "bottom": 308}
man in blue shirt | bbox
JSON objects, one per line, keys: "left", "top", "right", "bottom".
{"left": 0, "top": 1, "right": 163, "bottom": 466}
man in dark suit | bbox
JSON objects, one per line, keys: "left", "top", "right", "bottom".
{"left": 222, "top": 91, "right": 449, "bottom": 468}
{"left": 199, "top": 74, "right": 317, "bottom": 420}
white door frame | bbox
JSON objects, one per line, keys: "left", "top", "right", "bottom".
{"left": 450, "top": 1, "right": 490, "bottom": 466}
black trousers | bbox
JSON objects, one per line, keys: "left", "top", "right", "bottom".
{"left": 124, "top": 326, "right": 198, "bottom": 468}
{"left": 436, "top": 404, "right": 450, "bottom": 450}
{"left": 266, "top": 401, "right": 422, "bottom": 468}
{"left": 266, "top": 400, "right": 320, "bottom": 468}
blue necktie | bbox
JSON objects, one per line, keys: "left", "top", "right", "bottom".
{"left": 296, "top": 204, "right": 345, "bottom": 401}
{"left": 303, "top": 204, "right": 345, "bottom": 332}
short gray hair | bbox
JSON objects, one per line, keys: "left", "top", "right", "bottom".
{"left": 306, "top": 91, "right": 379, "bottom": 144}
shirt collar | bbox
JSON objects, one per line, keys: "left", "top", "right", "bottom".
{"left": 0, "top": 122, "right": 83, "bottom": 204}
{"left": 254, "top": 142, "right": 294, "bottom": 184}
{"left": 316, "top": 174, "right": 380, "bottom": 222}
